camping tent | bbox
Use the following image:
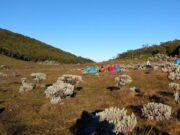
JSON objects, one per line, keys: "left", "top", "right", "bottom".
{"left": 114, "top": 65, "right": 120, "bottom": 72}
{"left": 174, "top": 58, "right": 180, "bottom": 65}
{"left": 83, "top": 67, "right": 89, "bottom": 74}
{"left": 108, "top": 65, "right": 114, "bottom": 73}
{"left": 100, "top": 66, "right": 107, "bottom": 72}
{"left": 89, "top": 67, "right": 97, "bottom": 73}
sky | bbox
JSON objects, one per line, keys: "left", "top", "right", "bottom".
{"left": 1, "top": 0, "right": 180, "bottom": 62}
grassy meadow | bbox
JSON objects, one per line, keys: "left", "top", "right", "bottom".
{"left": 0, "top": 55, "right": 180, "bottom": 135}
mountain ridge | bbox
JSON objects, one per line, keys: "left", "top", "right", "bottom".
{"left": 116, "top": 39, "right": 180, "bottom": 59}
{"left": 0, "top": 28, "right": 93, "bottom": 64}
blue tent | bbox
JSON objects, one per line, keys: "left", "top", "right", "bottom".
{"left": 89, "top": 67, "right": 97, "bottom": 73}
{"left": 83, "top": 67, "right": 89, "bottom": 74}
{"left": 174, "top": 58, "right": 180, "bottom": 65}
{"left": 114, "top": 65, "right": 120, "bottom": 72}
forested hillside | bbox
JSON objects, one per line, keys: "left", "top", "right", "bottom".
{"left": 0, "top": 28, "right": 93, "bottom": 64}
{"left": 117, "top": 40, "right": 180, "bottom": 59}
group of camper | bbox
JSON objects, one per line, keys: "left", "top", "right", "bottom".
{"left": 81, "top": 65, "right": 125, "bottom": 74}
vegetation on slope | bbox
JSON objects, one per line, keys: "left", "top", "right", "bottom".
{"left": 0, "top": 28, "right": 93, "bottom": 64}
{"left": 1, "top": 58, "right": 180, "bottom": 134}
{"left": 117, "top": 40, "right": 180, "bottom": 59}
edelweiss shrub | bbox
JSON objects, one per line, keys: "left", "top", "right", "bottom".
{"left": 133, "top": 63, "right": 161, "bottom": 71}
{"left": 50, "top": 97, "right": 62, "bottom": 104}
{"left": 30, "top": 73, "right": 46, "bottom": 84}
{"left": 115, "top": 74, "right": 132, "bottom": 88}
{"left": 174, "top": 92, "right": 179, "bottom": 103}
{"left": 129, "top": 87, "right": 142, "bottom": 96}
{"left": 162, "top": 67, "right": 168, "bottom": 73}
{"left": 130, "top": 87, "right": 136, "bottom": 92}
{"left": 168, "top": 72, "right": 176, "bottom": 81}
{"left": 57, "top": 74, "right": 82, "bottom": 87}
{"left": 126, "top": 64, "right": 134, "bottom": 70}
{"left": 19, "top": 78, "right": 35, "bottom": 92}
{"left": 167, "top": 64, "right": 180, "bottom": 81}
{"left": 142, "top": 102, "right": 172, "bottom": 121}
{"left": 96, "top": 107, "right": 137, "bottom": 134}
{"left": 169, "top": 82, "right": 180, "bottom": 91}
{"left": 0, "top": 65, "right": 8, "bottom": 70}
{"left": 0, "top": 72, "right": 7, "bottom": 78}
{"left": 134, "top": 64, "right": 146, "bottom": 70}
{"left": 169, "top": 82, "right": 180, "bottom": 103}
{"left": 45, "top": 82, "right": 74, "bottom": 98}
{"left": 45, "top": 74, "right": 82, "bottom": 104}
{"left": 149, "top": 54, "right": 173, "bottom": 62}
{"left": 153, "top": 65, "right": 159, "bottom": 71}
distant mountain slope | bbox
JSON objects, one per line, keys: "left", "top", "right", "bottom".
{"left": 0, "top": 28, "right": 93, "bottom": 64}
{"left": 117, "top": 40, "right": 180, "bottom": 59}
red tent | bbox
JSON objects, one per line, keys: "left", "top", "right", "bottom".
{"left": 108, "top": 65, "right": 114, "bottom": 73}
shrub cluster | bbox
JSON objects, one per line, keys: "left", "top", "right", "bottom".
{"left": 19, "top": 73, "right": 46, "bottom": 92}
{"left": 19, "top": 77, "right": 36, "bottom": 92}
{"left": 167, "top": 64, "right": 180, "bottom": 81}
{"left": 30, "top": 72, "right": 46, "bottom": 85}
{"left": 142, "top": 102, "right": 172, "bottom": 121}
{"left": 0, "top": 72, "right": 7, "bottom": 78}
{"left": 57, "top": 74, "right": 82, "bottom": 87}
{"left": 169, "top": 82, "right": 180, "bottom": 103}
{"left": 134, "top": 64, "right": 147, "bottom": 70}
{"left": 95, "top": 107, "right": 137, "bottom": 134}
{"left": 149, "top": 54, "right": 173, "bottom": 62}
{"left": 0, "top": 65, "right": 9, "bottom": 70}
{"left": 115, "top": 74, "right": 132, "bottom": 88}
{"left": 45, "top": 74, "right": 82, "bottom": 104}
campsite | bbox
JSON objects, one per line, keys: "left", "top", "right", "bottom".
{"left": 1, "top": 0, "right": 180, "bottom": 135}
{"left": 81, "top": 65, "right": 121, "bottom": 74}
{"left": 1, "top": 53, "right": 180, "bottom": 135}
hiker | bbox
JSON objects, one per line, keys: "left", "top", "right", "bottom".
{"left": 146, "top": 60, "right": 152, "bottom": 69}
{"left": 96, "top": 66, "right": 100, "bottom": 72}
{"left": 80, "top": 68, "right": 83, "bottom": 73}
{"left": 99, "top": 65, "right": 104, "bottom": 72}
{"left": 104, "top": 65, "right": 108, "bottom": 72}
{"left": 146, "top": 60, "right": 150, "bottom": 66}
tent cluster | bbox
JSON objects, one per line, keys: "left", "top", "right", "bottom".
{"left": 81, "top": 65, "right": 125, "bottom": 74}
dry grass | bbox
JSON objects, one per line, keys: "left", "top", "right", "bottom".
{"left": 0, "top": 56, "right": 180, "bottom": 135}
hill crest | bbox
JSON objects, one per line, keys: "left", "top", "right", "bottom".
{"left": 0, "top": 28, "right": 93, "bottom": 64}
{"left": 116, "top": 39, "right": 180, "bottom": 59}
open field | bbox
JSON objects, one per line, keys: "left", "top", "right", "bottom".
{"left": 0, "top": 55, "right": 180, "bottom": 135}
